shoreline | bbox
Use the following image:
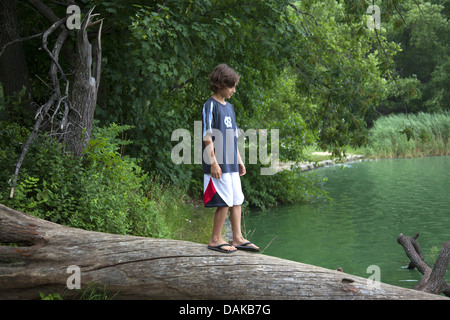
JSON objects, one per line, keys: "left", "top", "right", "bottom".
{"left": 278, "top": 153, "right": 365, "bottom": 172}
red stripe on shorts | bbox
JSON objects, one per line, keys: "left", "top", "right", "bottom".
{"left": 204, "top": 177, "right": 217, "bottom": 205}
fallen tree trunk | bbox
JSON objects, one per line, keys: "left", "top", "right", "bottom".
{"left": 0, "top": 204, "right": 447, "bottom": 300}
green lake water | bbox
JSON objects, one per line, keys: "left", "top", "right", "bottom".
{"left": 243, "top": 156, "right": 450, "bottom": 289}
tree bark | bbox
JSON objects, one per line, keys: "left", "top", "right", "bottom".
{"left": 397, "top": 233, "right": 450, "bottom": 297}
{"left": 0, "top": 205, "right": 447, "bottom": 300}
{"left": 0, "top": 0, "right": 34, "bottom": 124}
{"left": 64, "top": 8, "right": 103, "bottom": 157}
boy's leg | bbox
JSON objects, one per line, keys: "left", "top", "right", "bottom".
{"left": 229, "top": 205, "right": 243, "bottom": 243}
{"left": 229, "top": 205, "right": 259, "bottom": 251}
{"left": 209, "top": 206, "right": 235, "bottom": 251}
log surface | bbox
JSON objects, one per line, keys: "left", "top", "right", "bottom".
{"left": 0, "top": 204, "right": 447, "bottom": 300}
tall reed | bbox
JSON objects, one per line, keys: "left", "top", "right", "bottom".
{"left": 366, "top": 112, "right": 449, "bottom": 158}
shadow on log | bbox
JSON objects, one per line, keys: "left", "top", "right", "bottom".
{"left": 0, "top": 204, "right": 448, "bottom": 300}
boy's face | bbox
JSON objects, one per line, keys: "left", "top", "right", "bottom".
{"left": 218, "top": 83, "right": 237, "bottom": 100}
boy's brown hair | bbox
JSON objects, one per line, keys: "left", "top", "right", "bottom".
{"left": 209, "top": 64, "right": 240, "bottom": 93}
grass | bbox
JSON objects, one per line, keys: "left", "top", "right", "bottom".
{"left": 303, "top": 113, "right": 449, "bottom": 160}
{"left": 40, "top": 283, "right": 119, "bottom": 300}
{"left": 170, "top": 204, "right": 214, "bottom": 244}
{"left": 365, "top": 112, "right": 449, "bottom": 158}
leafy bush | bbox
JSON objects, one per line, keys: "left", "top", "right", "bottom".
{"left": 0, "top": 122, "right": 194, "bottom": 239}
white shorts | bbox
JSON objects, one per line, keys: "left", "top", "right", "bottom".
{"left": 203, "top": 172, "right": 245, "bottom": 207}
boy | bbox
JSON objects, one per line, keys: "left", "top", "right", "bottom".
{"left": 202, "top": 64, "right": 259, "bottom": 253}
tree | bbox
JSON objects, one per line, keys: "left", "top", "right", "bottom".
{"left": 381, "top": 0, "right": 450, "bottom": 113}
{"left": 0, "top": 0, "right": 34, "bottom": 125}
{"left": 273, "top": 0, "right": 399, "bottom": 154}
{"left": 2, "top": 1, "right": 103, "bottom": 197}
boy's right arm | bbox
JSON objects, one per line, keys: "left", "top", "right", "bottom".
{"left": 204, "top": 138, "right": 222, "bottom": 179}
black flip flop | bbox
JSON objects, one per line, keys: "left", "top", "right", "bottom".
{"left": 234, "top": 242, "right": 259, "bottom": 252}
{"left": 207, "top": 243, "right": 237, "bottom": 253}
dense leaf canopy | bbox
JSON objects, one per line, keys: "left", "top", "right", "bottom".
{"left": 1, "top": 0, "right": 448, "bottom": 205}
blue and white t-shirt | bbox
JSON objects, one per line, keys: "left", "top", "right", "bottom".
{"left": 201, "top": 97, "right": 240, "bottom": 174}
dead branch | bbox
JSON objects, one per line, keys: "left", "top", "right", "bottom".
{"left": 9, "top": 7, "right": 102, "bottom": 197}
{"left": 0, "top": 32, "right": 43, "bottom": 57}
{"left": 397, "top": 233, "right": 450, "bottom": 297}
{"left": 9, "top": 16, "right": 68, "bottom": 198}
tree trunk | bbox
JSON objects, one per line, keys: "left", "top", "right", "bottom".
{"left": 0, "top": 0, "right": 34, "bottom": 125}
{"left": 0, "top": 205, "right": 447, "bottom": 300}
{"left": 65, "top": 8, "right": 102, "bottom": 157}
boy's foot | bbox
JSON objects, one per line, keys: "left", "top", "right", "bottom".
{"left": 232, "top": 240, "right": 259, "bottom": 252}
{"left": 208, "top": 238, "right": 236, "bottom": 253}
{"left": 207, "top": 243, "right": 237, "bottom": 253}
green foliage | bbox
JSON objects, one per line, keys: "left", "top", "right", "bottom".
{"left": 71, "top": 123, "right": 171, "bottom": 237}
{"left": 252, "top": 69, "right": 316, "bottom": 163}
{"left": 117, "top": 0, "right": 299, "bottom": 182}
{"left": 95, "top": 0, "right": 399, "bottom": 209}
{"left": 6, "top": 0, "right": 449, "bottom": 224}
{"left": 0, "top": 86, "right": 32, "bottom": 126}
{"left": 429, "top": 245, "right": 441, "bottom": 265}
{"left": 40, "top": 282, "right": 118, "bottom": 300}
{"left": 0, "top": 122, "right": 198, "bottom": 239}
{"left": 40, "top": 292, "right": 63, "bottom": 300}
{"left": 279, "top": 0, "right": 399, "bottom": 155}
{"left": 75, "top": 283, "right": 118, "bottom": 300}
{"left": 0, "top": 121, "right": 30, "bottom": 184}
{"left": 382, "top": 0, "right": 450, "bottom": 113}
